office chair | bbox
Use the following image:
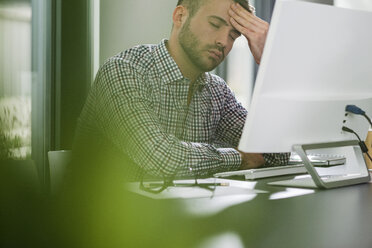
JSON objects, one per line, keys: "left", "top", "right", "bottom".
{"left": 48, "top": 150, "right": 72, "bottom": 194}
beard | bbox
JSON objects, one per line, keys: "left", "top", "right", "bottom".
{"left": 178, "top": 19, "right": 224, "bottom": 72}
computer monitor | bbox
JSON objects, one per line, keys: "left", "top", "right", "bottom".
{"left": 238, "top": 0, "right": 372, "bottom": 154}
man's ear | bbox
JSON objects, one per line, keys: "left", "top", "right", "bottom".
{"left": 172, "top": 5, "right": 188, "bottom": 28}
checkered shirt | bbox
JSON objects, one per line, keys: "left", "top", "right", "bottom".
{"left": 75, "top": 39, "right": 289, "bottom": 180}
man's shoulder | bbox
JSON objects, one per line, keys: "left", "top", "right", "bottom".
{"left": 206, "top": 73, "right": 239, "bottom": 97}
{"left": 207, "top": 73, "right": 229, "bottom": 87}
{"left": 102, "top": 44, "right": 158, "bottom": 75}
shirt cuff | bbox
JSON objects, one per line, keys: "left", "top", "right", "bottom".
{"left": 263, "top": 153, "right": 291, "bottom": 167}
{"left": 218, "top": 148, "right": 242, "bottom": 171}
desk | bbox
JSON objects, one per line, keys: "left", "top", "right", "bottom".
{"left": 3, "top": 161, "right": 372, "bottom": 248}
{"left": 40, "top": 172, "right": 372, "bottom": 248}
{"left": 120, "top": 175, "right": 372, "bottom": 248}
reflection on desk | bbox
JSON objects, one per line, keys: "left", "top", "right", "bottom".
{"left": 126, "top": 177, "right": 317, "bottom": 217}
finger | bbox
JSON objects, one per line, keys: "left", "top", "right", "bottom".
{"left": 230, "top": 17, "right": 256, "bottom": 36}
{"left": 230, "top": 15, "right": 265, "bottom": 35}
{"left": 228, "top": 9, "right": 250, "bottom": 28}
{"left": 250, "top": 14, "right": 269, "bottom": 26}
{"left": 233, "top": 3, "right": 269, "bottom": 26}
{"left": 230, "top": 18, "right": 258, "bottom": 43}
{"left": 231, "top": 3, "right": 249, "bottom": 17}
{"left": 229, "top": 9, "right": 267, "bottom": 34}
{"left": 229, "top": 10, "right": 269, "bottom": 38}
{"left": 230, "top": 4, "right": 261, "bottom": 27}
{"left": 230, "top": 17, "right": 247, "bottom": 34}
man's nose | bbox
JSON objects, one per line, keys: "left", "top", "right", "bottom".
{"left": 215, "top": 37, "right": 227, "bottom": 49}
{"left": 215, "top": 31, "right": 229, "bottom": 50}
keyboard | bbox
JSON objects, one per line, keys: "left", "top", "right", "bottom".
{"left": 214, "top": 164, "right": 307, "bottom": 180}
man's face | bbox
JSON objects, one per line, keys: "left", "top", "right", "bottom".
{"left": 178, "top": 0, "right": 240, "bottom": 72}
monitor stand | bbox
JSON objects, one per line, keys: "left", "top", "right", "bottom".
{"left": 270, "top": 140, "right": 370, "bottom": 189}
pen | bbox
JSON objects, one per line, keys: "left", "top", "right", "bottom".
{"left": 144, "top": 182, "right": 230, "bottom": 187}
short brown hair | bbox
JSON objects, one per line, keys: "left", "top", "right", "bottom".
{"left": 176, "top": 0, "right": 253, "bottom": 18}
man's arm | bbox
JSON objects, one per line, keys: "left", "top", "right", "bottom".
{"left": 238, "top": 152, "right": 265, "bottom": 170}
{"left": 214, "top": 83, "right": 290, "bottom": 168}
{"left": 95, "top": 61, "right": 242, "bottom": 178}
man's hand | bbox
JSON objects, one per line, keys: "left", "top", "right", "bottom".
{"left": 229, "top": 3, "right": 269, "bottom": 65}
{"left": 238, "top": 151, "right": 265, "bottom": 170}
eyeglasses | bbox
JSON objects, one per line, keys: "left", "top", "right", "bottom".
{"left": 140, "top": 177, "right": 174, "bottom": 194}
{"left": 140, "top": 177, "right": 220, "bottom": 194}
{"left": 139, "top": 168, "right": 225, "bottom": 194}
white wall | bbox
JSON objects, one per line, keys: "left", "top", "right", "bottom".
{"left": 292, "top": 0, "right": 333, "bottom": 4}
{"left": 100, "top": 0, "right": 175, "bottom": 64}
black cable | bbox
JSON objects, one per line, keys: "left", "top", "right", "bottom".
{"left": 342, "top": 126, "right": 362, "bottom": 141}
{"left": 363, "top": 113, "right": 372, "bottom": 127}
{"left": 342, "top": 126, "right": 372, "bottom": 163}
{"left": 345, "top": 105, "right": 372, "bottom": 127}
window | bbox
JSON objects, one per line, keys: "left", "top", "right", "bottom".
{"left": 0, "top": 0, "right": 55, "bottom": 186}
{"left": 0, "top": 1, "right": 32, "bottom": 160}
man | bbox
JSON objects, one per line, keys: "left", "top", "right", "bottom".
{"left": 73, "top": 0, "right": 289, "bottom": 181}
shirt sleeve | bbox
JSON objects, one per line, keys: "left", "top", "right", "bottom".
{"left": 214, "top": 83, "right": 248, "bottom": 148}
{"left": 215, "top": 83, "right": 290, "bottom": 166}
{"left": 263, "top": 153, "right": 291, "bottom": 167}
{"left": 95, "top": 60, "right": 241, "bottom": 178}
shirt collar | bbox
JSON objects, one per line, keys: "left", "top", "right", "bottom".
{"left": 154, "top": 39, "right": 208, "bottom": 86}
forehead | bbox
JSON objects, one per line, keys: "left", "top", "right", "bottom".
{"left": 194, "top": 0, "right": 234, "bottom": 23}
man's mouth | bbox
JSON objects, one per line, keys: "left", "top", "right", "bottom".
{"left": 208, "top": 50, "right": 223, "bottom": 60}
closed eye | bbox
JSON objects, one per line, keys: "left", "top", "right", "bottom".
{"left": 209, "top": 22, "right": 220, "bottom": 29}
